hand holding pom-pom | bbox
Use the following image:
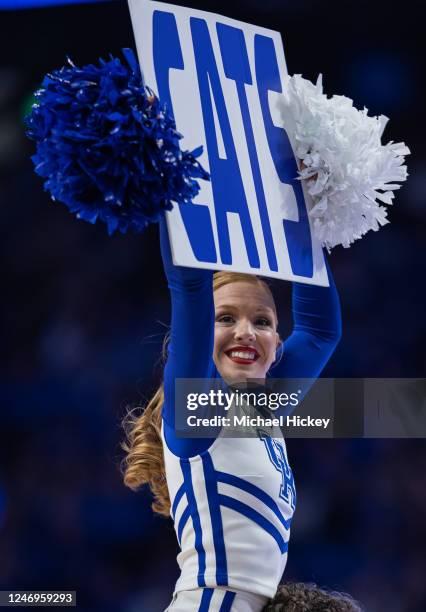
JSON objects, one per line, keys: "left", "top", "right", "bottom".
{"left": 25, "top": 49, "right": 209, "bottom": 235}
{"left": 280, "top": 74, "right": 410, "bottom": 249}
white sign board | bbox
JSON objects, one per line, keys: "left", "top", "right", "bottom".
{"left": 128, "top": 0, "right": 328, "bottom": 285}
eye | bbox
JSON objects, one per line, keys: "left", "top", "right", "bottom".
{"left": 255, "top": 317, "right": 272, "bottom": 327}
{"left": 216, "top": 314, "right": 234, "bottom": 324}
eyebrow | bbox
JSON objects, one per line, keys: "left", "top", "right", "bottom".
{"left": 215, "top": 304, "right": 275, "bottom": 314}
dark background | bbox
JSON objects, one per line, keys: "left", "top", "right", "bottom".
{"left": 1, "top": 1, "right": 425, "bottom": 610}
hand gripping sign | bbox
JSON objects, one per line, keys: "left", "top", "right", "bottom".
{"left": 128, "top": 0, "right": 328, "bottom": 286}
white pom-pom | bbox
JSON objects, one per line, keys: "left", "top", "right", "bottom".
{"left": 279, "top": 74, "right": 410, "bottom": 249}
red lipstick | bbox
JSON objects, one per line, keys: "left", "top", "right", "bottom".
{"left": 225, "top": 345, "right": 259, "bottom": 365}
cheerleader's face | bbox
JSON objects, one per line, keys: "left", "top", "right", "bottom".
{"left": 213, "top": 281, "right": 280, "bottom": 384}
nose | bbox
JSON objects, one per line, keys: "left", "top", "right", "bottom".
{"left": 234, "top": 318, "right": 256, "bottom": 343}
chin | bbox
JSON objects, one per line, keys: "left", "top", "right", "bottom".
{"left": 222, "top": 366, "right": 264, "bottom": 384}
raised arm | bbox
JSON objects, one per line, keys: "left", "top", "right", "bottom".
{"left": 270, "top": 257, "right": 342, "bottom": 379}
{"left": 159, "top": 216, "right": 216, "bottom": 429}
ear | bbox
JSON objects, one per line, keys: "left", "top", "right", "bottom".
{"left": 272, "top": 335, "right": 283, "bottom": 366}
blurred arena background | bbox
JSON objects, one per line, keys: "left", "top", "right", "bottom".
{"left": 1, "top": 1, "right": 425, "bottom": 610}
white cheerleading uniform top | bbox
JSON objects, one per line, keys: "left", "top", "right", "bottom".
{"left": 162, "top": 425, "right": 296, "bottom": 599}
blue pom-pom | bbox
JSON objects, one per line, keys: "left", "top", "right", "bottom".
{"left": 25, "top": 49, "right": 210, "bottom": 235}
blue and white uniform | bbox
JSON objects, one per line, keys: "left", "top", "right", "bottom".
{"left": 163, "top": 433, "right": 295, "bottom": 600}
{"left": 159, "top": 218, "right": 341, "bottom": 610}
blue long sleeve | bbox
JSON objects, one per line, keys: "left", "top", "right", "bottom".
{"left": 270, "top": 258, "right": 342, "bottom": 380}
{"left": 160, "top": 216, "right": 216, "bottom": 431}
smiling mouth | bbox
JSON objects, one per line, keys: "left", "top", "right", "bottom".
{"left": 225, "top": 349, "right": 259, "bottom": 365}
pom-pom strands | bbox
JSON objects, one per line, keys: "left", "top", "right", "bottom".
{"left": 26, "top": 49, "right": 209, "bottom": 235}
{"left": 280, "top": 75, "right": 410, "bottom": 249}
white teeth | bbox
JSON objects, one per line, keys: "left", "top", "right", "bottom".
{"left": 230, "top": 351, "right": 256, "bottom": 360}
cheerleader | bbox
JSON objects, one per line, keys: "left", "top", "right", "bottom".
{"left": 25, "top": 50, "right": 407, "bottom": 612}
{"left": 122, "top": 213, "right": 341, "bottom": 611}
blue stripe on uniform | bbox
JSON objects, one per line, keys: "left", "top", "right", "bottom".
{"left": 215, "top": 470, "right": 292, "bottom": 529}
{"left": 198, "top": 588, "right": 214, "bottom": 612}
{"left": 177, "top": 505, "right": 191, "bottom": 546}
{"left": 180, "top": 459, "right": 207, "bottom": 587}
{"left": 202, "top": 454, "right": 228, "bottom": 586}
{"left": 171, "top": 482, "right": 185, "bottom": 519}
{"left": 219, "top": 590, "right": 236, "bottom": 611}
{"left": 218, "top": 494, "right": 288, "bottom": 554}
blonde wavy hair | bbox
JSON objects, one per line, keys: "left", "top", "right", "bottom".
{"left": 121, "top": 271, "right": 277, "bottom": 518}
